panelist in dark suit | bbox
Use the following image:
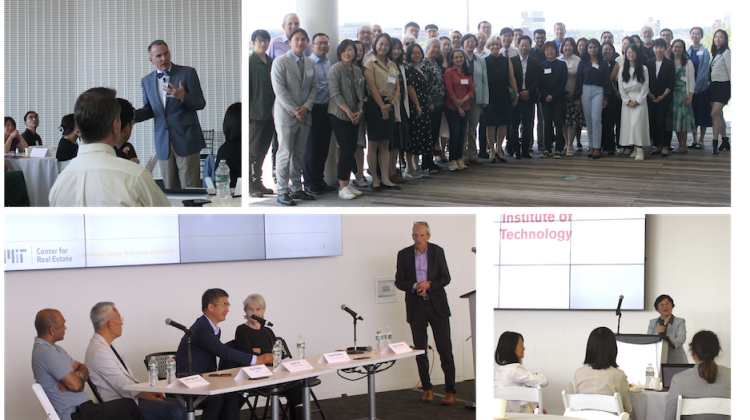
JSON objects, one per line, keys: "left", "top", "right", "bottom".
{"left": 510, "top": 36, "right": 540, "bottom": 157}
{"left": 134, "top": 40, "right": 206, "bottom": 189}
{"left": 175, "top": 289, "right": 260, "bottom": 420}
{"left": 395, "top": 221, "right": 456, "bottom": 405}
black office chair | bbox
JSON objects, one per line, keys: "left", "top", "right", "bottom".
{"left": 143, "top": 351, "right": 177, "bottom": 380}
{"left": 87, "top": 378, "right": 104, "bottom": 404}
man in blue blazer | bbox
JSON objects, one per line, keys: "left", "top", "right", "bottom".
{"left": 134, "top": 40, "right": 206, "bottom": 189}
{"left": 176, "top": 289, "right": 269, "bottom": 420}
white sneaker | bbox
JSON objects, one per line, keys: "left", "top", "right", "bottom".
{"left": 566, "top": 149, "right": 574, "bottom": 156}
{"left": 338, "top": 188, "right": 356, "bottom": 200}
{"left": 404, "top": 171, "right": 422, "bottom": 179}
{"left": 634, "top": 148, "right": 644, "bottom": 161}
{"left": 449, "top": 161, "right": 459, "bottom": 171}
{"left": 354, "top": 178, "right": 367, "bottom": 187}
{"left": 456, "top": 159, "right": 468, "bottom": 170}
{"left": 346, "top": 185, "right": 363, "bottom": 196}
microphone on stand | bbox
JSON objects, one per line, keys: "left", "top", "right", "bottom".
{"left": 165, "top": 318, "right": 192, "bottom": 335}
{"left": 615, "top": 295, "right": 624, "bottom": 316}
{"left": 249, "top": 313, "right": 274, "bottom": 327}
{"left": 341, "top": 304, "right": 363, "bottom": 321}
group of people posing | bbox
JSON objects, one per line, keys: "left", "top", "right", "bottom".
{"left": 249, "top": 17, "right": 731, "bottom": 204}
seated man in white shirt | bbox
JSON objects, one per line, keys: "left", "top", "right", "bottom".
{"left": 49, "top": 87, "right": 170, "bottom": 207}
{"left": 85, "top": 302, "right": 185, "bottom": 420}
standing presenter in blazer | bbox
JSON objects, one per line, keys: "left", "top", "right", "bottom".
{"left": 134, "top": 40, "right": 206, "bottom": 189}
{"left": 395, "top": 221, "right": 456, "bottom": 405}
{"left": 647, "top": 294, "right": 688, "bottom": 363}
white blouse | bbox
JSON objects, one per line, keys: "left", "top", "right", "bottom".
{"left": 494, "top": 363, "right": 549, "bottom": 413}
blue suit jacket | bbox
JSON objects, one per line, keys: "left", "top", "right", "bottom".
{"left": 175, "top": 315, "right": 255, "bottom": 375}
{"left": 134, "top": 63, "right": 206, "bottom": 160}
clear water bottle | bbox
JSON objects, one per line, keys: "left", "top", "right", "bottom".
{"left": 215, "top": 160, "right": 231, "bottom": 199}
{"left": 297, "top": 335, "right": 306, "bottom": 359}
{"left": 272, "top": 340, "right": 283, "bottom": 368}
{"left": 148, "top": 356, "right": 159, "bottom": 387}
{"left": 374, "top": 327, "right": 383, "bottom": 353}
{"left": 385, "top": 326, "right": 393, "bottom": 346}
{"left": 166, "top": 355, "right": 177, "bottom": 384}
{"left": 645, "top": 363, "right": 654, "bottom": 389}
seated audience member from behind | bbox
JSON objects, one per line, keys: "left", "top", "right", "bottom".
{"left": 56, "top": 114, "right": 80, "bottom": 162}
{"left": 216, "top": 102, "right": 241, "bottom": 188}
{"left": 494, "top": 331, "right": 549, "bottom": 413}
{"left": 665, "top": 330, "right": 731, "bottom": 420}
{"left": 32, "top": 309, "right": 145, "bottom": 420}
{"left": 575, "top": 326, "right": 633, "bottom": 413}
{"left": 48, "top": 87, "right": 170, "bottom": 207}
{"left": 85, "top": 302, "right": 185, "bottom": 420}
{"left": 115, "top": 98, "right": 140, "bottom": 163}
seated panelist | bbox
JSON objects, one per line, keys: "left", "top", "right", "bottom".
{"left": 85, "top": 302, "right": 185, "bottom": 420}
{"left": 494, "top": 331, "right": 549, "bottom": 413}
{"left": 234, "top": 294, "right": 304, "bottom": 420}
{"left": 175, "top": 289, "right": 255, "bottom": 420}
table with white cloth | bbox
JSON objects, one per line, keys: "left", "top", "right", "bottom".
{"left": 166, "top": 188, "right": 241, "bottom": 207}
{"left": 4, "top": 156, "right": 59, "bottom": 206}
{"left": 630, "top": 389, "right": 669, "bottom": 420}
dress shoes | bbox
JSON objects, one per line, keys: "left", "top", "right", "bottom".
{"left": 290, "top": 191, "right": 315, "bottom": 200}
{"left": 522, "top": 151, "right": 533, "bottom": 158}
{"left": 390, "top": 173, "right": 408, "bottom": 183}
{"left": 650, "top": 148, "right": 662, "bottom": 155}
{"left": 478, "top": 151, "right": 490, "bottom": 159}
{"left": 277, "top": 193, "right": 295, "bottom": 206}
{"left": 469, "top": 157, "right": 482, "bottom": 165}
{"left": 317, "top": 183, "right": 338, "bottom": 192}
{"left": 441, "top": 392, "right": 456, "bottom": 405}
{"left": 304, "top": 185, "right": 323, "bottom": 196}
{"left": 381, "top": 183, "right": 402, "bottom": 190}
{"left": 421, "top": 390, "right": 433, "bottom": 403}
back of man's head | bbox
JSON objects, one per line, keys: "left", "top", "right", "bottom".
{"left": 75, "top": 87, "right": 120, "bottom": 144}
{"left": 202, "top": 288, "right": 229, "bottom": 311}
{"left": 117, "top": 98, "right": 135, "bottom": 131}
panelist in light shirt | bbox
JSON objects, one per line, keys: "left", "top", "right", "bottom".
{"left": 647, "top": 294, "right": 688, "bottom": 363}
{"left": 494, "top": 331, "right": 549, "bottom": 413}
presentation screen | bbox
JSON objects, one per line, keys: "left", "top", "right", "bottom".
{"left": 494, "top": 212, "right": 646, "bottom": 310}
{"left": 4, "top": 214, "right": 343, "bottom": 271}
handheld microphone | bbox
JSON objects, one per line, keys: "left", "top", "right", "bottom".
{"left": 249, "top": 313, "right": 273, "bottom": 327}
{"left": 341, "top": 304, "right": 363, "bottom": 321}
{"left": 165, "top": 318, "right": 192, "bottom": 334}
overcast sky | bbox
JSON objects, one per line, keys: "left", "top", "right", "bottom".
{"left": 249, "top": 1, "right": 732, "bottom": 35}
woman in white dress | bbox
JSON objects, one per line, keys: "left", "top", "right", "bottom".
{"left": 494, "top": 331, "right": 549, "bottom": 413}
{"left": 618, "top": 45, "right": 650, "bottom": 161}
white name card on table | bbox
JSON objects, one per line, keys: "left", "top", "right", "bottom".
{"left": 30, "top": 148, "right": 51, "bottom": 157}
{"left": 275, "top": 359, "right": 314, "bottom": 373}
{"left": 167, "top": 374, "right": 211, "bottom": 389}
{"left": 318, "top": 352, "right": 351, "bottom": 364}
{"left": 380, "top": 342, "right": 412, "bottom": 355}
{"left": 235, "top": 365, "right": 273, "bottom": 380}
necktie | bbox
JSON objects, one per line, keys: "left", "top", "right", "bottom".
{"left": 157, "top": 70, "right": 169, "bottom": 78}
{"left": 298, "top": 58, "right": 305, "bottom": 79}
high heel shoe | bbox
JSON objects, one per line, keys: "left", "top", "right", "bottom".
{"left": 712, "top": 140, "right": 719, "bottom": 154}
{"left": 719, "top": 136, "right": 730, "bottom": 151}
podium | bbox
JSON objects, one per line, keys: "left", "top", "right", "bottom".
{"left": 615, "top": 334, "right": 668, "bottom": 385}
{"left": 461, "top": 290, "right": 479, "bottom": 409}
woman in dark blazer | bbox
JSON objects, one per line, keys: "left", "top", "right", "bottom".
{"left": 645, "top": 38, "right": 675, "bottom": 157}
{"left": 538, "top": 41, "right": 568, "bottom": 158}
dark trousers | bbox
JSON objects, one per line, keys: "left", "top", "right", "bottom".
{"left": 410, "top": 298, "right": 456, "bottom": 394}
{"left": 303, "top": 104, "right": 332, "bottom": 188}
{"left": 271, "top": 133, "right": 279, "bottom": 183}
{"left": 535, "top": 101, "right": 544, "bottom": 150}
{"left": 541, "top": 101, "right": 566, "bottom": 152}
{"left": 601, "top": 97, "right": 618, "bottom": 152}
{"left": 330, "top": 115, "right": 358, "bottom": 181}
{"left": 423, "top": 106, "right": 444, "bottom": 169}
{"left": 249, "top": 119, "right": 275, "bottom": 183}
{"left": 648, "top": 98, "right": 673, "bottom": 148}
{"left": 198, "top": 393, "right": 241, "bottom": 420}
{"left": 444, "top": 107, "right": 468, "bottom": 161}
{"left": 72, "top": 399, "right": 145, "bottom": 420}
{"left": 510, "top": 99, "right": 536, "bottom": 153}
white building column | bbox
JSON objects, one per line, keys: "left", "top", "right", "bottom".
{"left": 297, "top": 0, "right": 340, "bottom": 187}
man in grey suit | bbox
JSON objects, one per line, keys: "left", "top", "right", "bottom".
{"left": 134, "top": 40, "right": 206, "bottom": 189}
{"left": 271, "top": 28, "right": 317, "bottom": 206}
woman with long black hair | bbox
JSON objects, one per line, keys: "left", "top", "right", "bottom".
{"left": 494, "top": 332, "right": 548, "bottom": 413}
{"left": 574, "top": 39, "right": 611, "bottom": 159}
{"left": 708, "top": 29, "right": 730, "bottom": 153}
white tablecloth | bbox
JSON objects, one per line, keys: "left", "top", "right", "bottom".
{"left": 630, "top": 390, "right": 669, "bottom": 420}
{"left": 5, "top": 157, "right": 59, "bottom": 206}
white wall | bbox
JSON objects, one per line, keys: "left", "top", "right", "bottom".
{"left": 4, "top": 0, "right": 241, "bottom": 179}
{"left": 5, "top": 214, "right": 475, "bottom": 420}
{"left": 484, "top": 214, "right": 731, "bottom": 416}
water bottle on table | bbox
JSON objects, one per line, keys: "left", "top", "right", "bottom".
{"left": 645, "top": 363, "right": 654, "bottom": 389}
{"left": 215, "top": 160, "right": 231, "bottom": 199}
{"left": 385, "top": 326, "right": 393, "bottom": 347}
{"left": 148, "top": 356, "right": 159, "bottom": 387}
{"left": 272, "top": 340, "right": 283, "bottom": 368}
{"left": 297, "top": 335, "right": 306, "bottom": 359}
{"left": 166, "top": 355, "right": 176, "bottom": 384}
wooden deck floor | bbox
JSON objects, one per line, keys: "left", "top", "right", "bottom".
{"left": 249, "top": 136, "right": 730, "bottom": 208}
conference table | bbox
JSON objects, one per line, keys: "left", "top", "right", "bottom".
{"left": 630, "top": 389, "right": 669, "bottom": 420}
{"left": 165, "top": 189, "right": 241, "bottom": 207}
{"left": 4, "top": 156, "right": 59, "bottom": 206}
{"left": 125, "top": 348, "right": 423, "bottom": 420}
